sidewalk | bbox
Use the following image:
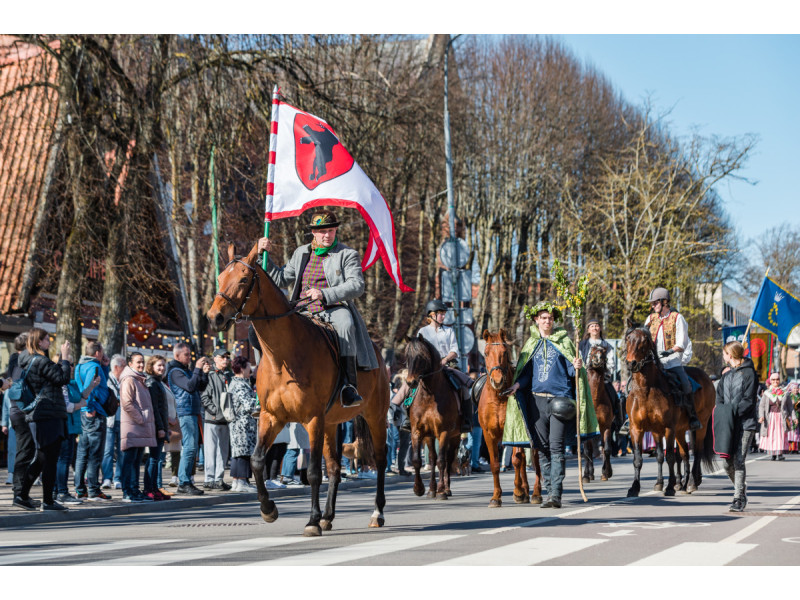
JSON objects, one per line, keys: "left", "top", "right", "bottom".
{"left": 0, "top": 467, "right": 412, "bottom": 528}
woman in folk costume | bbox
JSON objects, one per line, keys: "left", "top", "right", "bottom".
{"left": 504, "top": 301, "right": 600, "bottom": 508}
{"left": 758, "top": 373, "right": 794, "bottom": 460}
{"left": 257, "top": 208, "right": 379, "bottom": 407}
{"left": 787, "top": 383, "right": 800, "bottom": 453}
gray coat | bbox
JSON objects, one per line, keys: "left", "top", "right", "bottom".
{"left": 266, "top": 241, "right": 378, "bottom": 370}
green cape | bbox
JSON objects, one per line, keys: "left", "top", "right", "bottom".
{"left": 502, "top": 325, "right": 600, "bottom": 445}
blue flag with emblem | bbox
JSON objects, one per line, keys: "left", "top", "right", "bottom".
{"left": 749, "top": 276, "right": 800, "bottom": 345}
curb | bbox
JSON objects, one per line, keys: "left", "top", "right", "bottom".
{"left": 0, "top": 475, "right": 413, "bottom": 528}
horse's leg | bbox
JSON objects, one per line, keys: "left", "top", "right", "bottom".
{"left": 427, "top": 438, "right": 439, "bottom": 499}
{"left": 365, "top": 410, "right": 388, "bottom": 527}
{"left": 411, "top": 430, "right": 424, "bottom": 497}
{"left": 485, "top": 434, "right": 503, "bottom": 508}
{"left": 689, "top": 429, "right": 701, "bottom": 493}
{"left": 512, "top": 448, "right": 530, "bottom": 504}
{"left": 664, "top": 429, "right": 677, "bottom": 497}
{"left": 653, "top": 437, "right": 665, "bottom": 492}
{"left": 436, "top": 432, "right": 453, "bottom": 500}
{"left": 675, "top": 433, "right": 690, "bottom": 494}
{"left": 581, "top": 440, "right": 593, "bottom": 484}
{"left": 320, "top": 424, "right": 341, "bottom": 531}
{"left": 303, "top": 416, "right": 325, "bottom": 537}
{"left": 601, "top": 429, "right": 613, "bottom": 481}
{"left": 626, "top": 429, "right": 644, "bottom": 497}
{"left": 251, "top": 413, "right": 284, "bottom": 523}
{"left": 531, "top": 449, "right": 542, "bottom": 504}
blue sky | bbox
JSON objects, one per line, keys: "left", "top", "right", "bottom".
{"left": 556, "top": 35, "right": 800, "bottom": 246}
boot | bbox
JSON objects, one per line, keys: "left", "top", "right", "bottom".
{"left": 460, "top": 389, "right": 474, "bottom": 433}
{"left": 542, "top": 452, "right": 565, "bottom": 508}
{"left": 734, "top": 470, "right": 747, "bottom": 510}
{"left": 538, "top": 453, "right": 552, "bottom": 507}
{"left": 400, "top": 404, "right": 411, "bottom": 433}
{"left": 684, "top": 395, "right": 702, "bottom": 431}
{"left": 340, "top": 355, "right": 363, "bottom": 407}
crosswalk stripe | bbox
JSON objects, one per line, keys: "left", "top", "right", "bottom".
{"left": 248, "top": 535, "right": 464, "bottom": 566}
{"left": 432, "top": 537, "right": 607, "bottom": 566}
{"left": 95, "top": 537, "right": 315, "bottom": 566}
{"left": 0, "top": 539, "right": 181, "bottom": 566}
{"left": 629, "top": 542, "right": 757, "bottom": 566}
{"left": 0, "top": 540, "right": 52, "bottom": 548}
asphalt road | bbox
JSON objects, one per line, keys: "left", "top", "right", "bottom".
{"left": 1, "top": 453, "right": 798, "bottom": 567}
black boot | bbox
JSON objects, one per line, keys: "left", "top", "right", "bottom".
{"left": 460, "top": 389, "right": 474, "bottom": 433}
{"left": 400, "top": 404, "right": 411, "bottom": 433}
{"left": 684, "top": 395, "right": 702, "bottom": 431}
{"left": 340, "top": 355, "right": 363, "bottom": 407}
{"left": 542, "top": 452, "right": 565, "bottom": 508}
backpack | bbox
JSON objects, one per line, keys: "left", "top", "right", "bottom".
{"left": 6, "top": 355, "right": 42, "bottom": 414}
{"left": 104, "top": 387, "right": 120, "bottom": 416}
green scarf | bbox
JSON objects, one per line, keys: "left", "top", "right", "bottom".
{"left": 312, "top": 237, "right": 339, "bottom": 256}
{"left": 502, "top": 325, "right": 600, "bottom": 445}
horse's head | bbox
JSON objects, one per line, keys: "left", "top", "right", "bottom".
{"left": 587, "top": 344, "right": 608, "bottom": 370}
{"left": 206, "top": 242, "right": 261, "bottom": 332}
{"left": 404, "top": 335, "right": 441, "bottom": 387}
{"left": 483, "top": 329, "right": 512, "bottom": 390}
{"left": 624, "top": 319, "right": 656, "bottom": 373}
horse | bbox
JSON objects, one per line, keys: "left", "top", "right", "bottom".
{"left": 624, "top": 319, "right": 716, "bottom": 498}
{"left": 478, "top": 329, "right": 542, "bottom": 507}
{"left": 403, "top": 335, "right": 462, "bottom": 499}
{"left": 581, "top": 345, "right": 615, "bottom": 483}
{"left": 206, "top": 242, "right": 390, "bottom": 536}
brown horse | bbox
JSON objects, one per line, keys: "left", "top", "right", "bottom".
{"left": 478, "top": 329, "right": 542, "bottom": 507}
{"left": 403, "top": 336, "right": 462, "bottom": 499}
{"left": 581, "top": 345, "right": 615, "bottom": 483}
{"left": 624, "top": 320, "right": 716, "bottom": 498}
{"left": 206, "top": 243, "right": 390, "bottom": 536}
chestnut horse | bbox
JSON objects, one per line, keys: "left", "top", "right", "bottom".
{"left": 624, "top": 320, "right": 715, "bottom": 498}
{"left": 478, "top": 329, "right": 542, "bottom": 507}
{"left": 206, "top": 243, "right": 390, "bottom": 536}
{"left": 404, "top": 336, "right": 462, "bottom": 499}
{"left": 581, "top": 345, "right": 615, "bottom": 483}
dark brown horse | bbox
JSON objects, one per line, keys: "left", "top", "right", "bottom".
{"left": 403, "top": 336, "right": 462, "bottom": 499}
{"left": 206, "top": 243, "right": 390, "bottom": 536}
{"left": 478, "top": 329, "right": 542, "bottom": 507}
{"left": 581, "top": 345, "right": 615, "bottom": 483}
{"left": 624, "top": 320, "right": 716, "bottom": 498}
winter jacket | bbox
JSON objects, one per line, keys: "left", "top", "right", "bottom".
{"left": 119, "top": 366, "right": 156, "bottom": 451}
{"left": 715, "top": 357, "right": 758, "bottom": 432}
{"left": 201, "top": 369, "right": 234, "bottom": 424}
{"left": 165, "top": 359, "right": 208, "bottom": 417}
{"left": 74, "top": 356, "right": 110, "bottom": 417}
{"left": 145, "top": 374, "right": 169, "bottom": 436}
{"left": 228, "top": 377, "right": 259, "bottom": 457}
{"left": 16, "top": 351, "right": 70, "bottom": 423}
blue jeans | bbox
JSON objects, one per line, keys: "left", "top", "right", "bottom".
{"left": 178, "top": 415, "right": 199, "bottom": 485}
{"left": 143, "top": 441, "right": 164, "bottom": 493}
{"left": 386, "top": 424, "right": 399, "bottom": 468}
{"left": 119, "top": 446, "right": 144, "bottom": 496}
{"left": 102, "top": 413, "right": 121, "bottom": 483}
{"left": 281, "top": 448, "right": 299, "bottom": 479}
{"left": 56, "top": 435, "right": 77, "bottom": 496}
{"left": 471, "top": 425, "right": 483, "bottom": 469}
{"left": 74, "top": 413, "right": 107, "bottom": 495}
{"left": 340, "top": 421, "right": 354, "bottom": 472}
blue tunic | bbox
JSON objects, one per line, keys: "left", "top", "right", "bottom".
{"left": 516, "top": 338, "right": 576, "bottom": 399}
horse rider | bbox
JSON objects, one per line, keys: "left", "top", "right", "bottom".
{"left": 505, "top": 301, "right": 590, "bottom": 508}
{"left": 644, "top": 286, "right": 702, "bottom": 431}
{"left": 390, "top": 299, "right": 474, "bottom": 434}
{"left": 579, "top": 318, "right": 623, "bottom": 429}
{"left": 257, "top": 209, "right": 378, "bottom": 407}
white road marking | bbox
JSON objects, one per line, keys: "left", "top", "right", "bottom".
{"left": 0, "top": 539, "right": 180, "bottom": 566}
{"left": 95, "top": 537, "right": 314, "bottom": 565}
{"left": 599, "top": 530, "right": 636, "bottom": 537}
{"left": 0, "top": 540, "right": 52, "bottom": 548}
{"left": 721, "top": 493, "right": 800, "bottom": 545}
{"left": 629, "top": 541, "right": 757, "bottom": 566}
{"left": 433, "top": 537, "right": 607, "bottom": 566}
{"left": 248, "top": 535, "right": 463, "bottom": 566}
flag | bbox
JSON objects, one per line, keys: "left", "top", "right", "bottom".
{"left": 264, "top": 98, "right": 412, "bottom": 292}
{"left": 722, "top": 325, "right": 747, "bottom": 345}
{"left": 749, "top": 276, "right": 800, "bottom": 345}
{"left": 748, "top": 332, "right": 773, "bottom": 382}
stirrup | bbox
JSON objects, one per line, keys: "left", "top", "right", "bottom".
{"left": 340, "top": 384, "right": 363, "bottom": 408}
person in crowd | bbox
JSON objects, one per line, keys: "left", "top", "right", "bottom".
{"left": 73, "top": 341, "right": 113, "bottom": 501}
{"left": 118, "top": 352, "right": 156, "bottom": 503}
{"left": 162, "top": 368, "right": 183, "bottom": 490}
{"left": 716, "top": 340, "right": 759, "bottom": 512}
{"left": 579, "top": 318, "right": 622, "bottom": 428}
{"left": 228, "top": 356, "right": 259, "bottom": 492}
{"left": 504, "top": 302, "right": 589, "bottom": 509}
{"left": 200, "top": 348, "right": 233, "bottom": 491}
{"left": 166, "top": 342, "right": 210, "bottom": 495}
{"left": 54, "top": 375, "right": 97, "bottom": 504}
{"left": 614, "top": 380, "right": 629, "bottom": 457}
{"left": 144, "top": 354, "right": 171, "bottom": 500}
{"left": 2, "top": 333, "right": 29, "bottom": 485}
{"left": 102, "top": 354, "right": 126, "bottom": 490}
{"left": 12, "top": 328, "right": 72, "bottom": 511}
{"left": 758, "top": 373, "right": 794, "bottom": 461}
{"left": 280, "top": 422, "right": 309, "bottom": 486}
{"left": 787, "top": 383, "right": 800, "bottom": 453}
{"left": 389, "top": 371, "right": 411, "bottom": 476}
{"left": 468, "top": 370, "right": 484, "bottom": 473}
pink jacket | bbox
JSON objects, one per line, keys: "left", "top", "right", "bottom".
{"left": 119, "top": 366, "right": 157, "bottom": 451}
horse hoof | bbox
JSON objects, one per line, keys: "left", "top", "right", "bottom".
{"left": 582, "top": 477, "right": 590, "bottom": 484}
{"left": 653, "top": 483, "right": 664, "bottom": 492}
{"left": 626, "top": 489, "right": 639, "bottom": 498}
{"left": 590, "top": 475, "right": 595, "bottom": 481}
{"left": 436, "top": 492, "right": 449, "bottom": 500}
{"left": 320, "top": 520, "right": 333, "bottom": 531}
{"left": 514, "top": 494, "right": 530, "bottom": 504}
{"left": 260, "top": 505, "right": 279, "bottom": 523}
{"left": 488, "top": 499, "right": 502, "bottom": 508}
{"left": 531, "top": 495, "right": 543, "bottom": 505}
{"left": 664, "top": 488, "right": 676, "bottom": 497}
{"left": 446, "top": 489, "right": 452, "bottom": 497}
{"left": 303, "top": 525, "right": 322, "bottom": 537}
{"left": 678, "top": 489, "right": 689, "bottom": 495}
{"left": 601, "top": 475, "right": 608, "bottom": 481}
{"left": 368, "top": 516, "right": 385, "bottom": 528}
{"left": 413, "top": 483, "right": 425, "bottom": 497}
{"left": 687, "top": 485, "right": 697, "bottom": 494}
{"left": 426, "top": 491, "right": 436, "bottom": 499}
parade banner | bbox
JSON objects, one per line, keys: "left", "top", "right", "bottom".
{"left": 722, "top": 325, "right": 748, "bottom": 345}
{"left": 264, "top": 97, "right": 412, "bottom": 292}
{"left": 749, "top": 276, "right": 800, "bottom": 345}
{"left": 749, "top": 332, "right": 773, "bottom": 382}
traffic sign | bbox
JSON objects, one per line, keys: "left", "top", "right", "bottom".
{"left": 444, "top": 308, "right": 473, "bottom": 326}
{"left": 441, "top": 269, "right": 471, "bottom": 302}
{"left": 439, "top": 238, "right": 469, "bottom": 270}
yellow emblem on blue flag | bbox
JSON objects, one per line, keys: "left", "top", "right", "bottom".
{"left": 750, "top": 277, "right": 800, "bottom": 345}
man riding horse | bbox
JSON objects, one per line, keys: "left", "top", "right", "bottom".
{"left": 644, "top": 287, "right": 702, "bottom": 431}
{"left": 257, "top": 209, "right": 378, "bottom": 407}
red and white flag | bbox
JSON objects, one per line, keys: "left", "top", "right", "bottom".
{"left": 265, "top": 93, "right": 412, "bottom": 292}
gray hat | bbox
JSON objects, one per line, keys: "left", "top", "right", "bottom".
{"left": 647, "top": 287, "right": 670, "bottom": 303}
{"left": 212, "top": 348, "right": 230, "bottom": 357}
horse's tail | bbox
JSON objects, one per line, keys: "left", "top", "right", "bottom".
{"left": 353, "top": 414, "right": 377, "bottom": 465}
{"left": 699, "top": 415, "right": 717, "bottom": 473}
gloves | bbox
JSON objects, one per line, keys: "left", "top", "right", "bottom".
{"left": 659, "top": 350, "right": 675, "bottom": 358}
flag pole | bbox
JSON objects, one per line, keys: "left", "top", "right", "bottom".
{"left": 263, "top": 85, "right": 280, "bottom": 268}
{"left": 742, "top": 267, "right": 770, "bottom": 346}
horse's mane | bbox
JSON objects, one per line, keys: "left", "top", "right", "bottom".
{"left": 406, "top": 336, "right": 441, "bottom": 376}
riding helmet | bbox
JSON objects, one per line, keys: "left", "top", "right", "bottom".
{"left": 426, "top": 299, "right": 448, "bottom": 314}
{"left": 549, "top": 396, "right": 577, "bottom": 422}
{"left": 647, "top": 287, "right": 670, "bottom": 303}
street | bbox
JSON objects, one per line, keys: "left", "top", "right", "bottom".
{"left": 1, "top": 453, "right": 798, "bottom": 567}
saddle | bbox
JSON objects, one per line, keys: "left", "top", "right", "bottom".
{"left": 663, "top": 369, "right": 700, "bottom": 407}
{"left": 304, "top": 314, "right": 341, "bottom": 362}
{"left": 470, "top": 373, "right": 487, "bottom": 407}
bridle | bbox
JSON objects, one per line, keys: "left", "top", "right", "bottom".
{"left": 215, "top": 258, "right": 311, "bottom": 324}
{"left": 626, "top": 330, "right": 657, "bottom": 374}
{"left": 485, "top": 342, "right": 510, "bottom": 390}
